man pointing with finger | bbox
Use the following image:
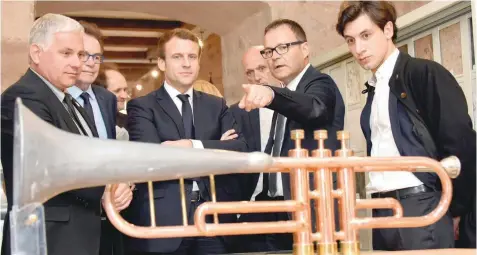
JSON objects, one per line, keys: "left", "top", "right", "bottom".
{"left": 238, "top": 19, "right": 345, "bottom": 249}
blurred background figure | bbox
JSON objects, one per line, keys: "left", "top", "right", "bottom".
{"left": 193, "top": 79, "right": 223, "bottom": 98}
{"left": 96, "top": 63, "right": 130, "bottom": 140}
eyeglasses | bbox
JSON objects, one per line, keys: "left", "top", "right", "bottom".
{"left": 260, "top": 41, "right": 306, "bottom": 59}
{"left": 81, "top": 52, "right": 104, "bottom": 64}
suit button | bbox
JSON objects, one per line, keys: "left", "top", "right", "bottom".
{"left": 400, "top": 92, "right": 407, "bottom": 99}
{"left": 396, "top": 74, "right": 399, "bottom": 79}
{"left": 416, "top": 109, "right": 420, "bottom": 114}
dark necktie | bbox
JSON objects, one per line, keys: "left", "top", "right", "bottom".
{"left": 177, "top": 94, "right": 195, "bottom": 139}
{"left": 64, "top": 93, "right": 89, "bottom": 136}
{"left": 264, "top": 111, "right": 286, "bottom": 197}
{"left": 80, "top": 92, "right": 96, "bottom": 128}
{"left": 177, "top": 94, "right": 208, "bottom": 199}
{"left": 64, "top": 93, "right": 99, "bottom": 137}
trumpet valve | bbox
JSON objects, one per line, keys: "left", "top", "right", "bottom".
{"left": 440, "top": 156, "right": 461, "bottom": 179}
{"left": 291, "top": 129, "right": 305, "bottom": 149}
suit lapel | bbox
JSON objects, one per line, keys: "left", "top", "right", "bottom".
{"left": 24, "top": 70, "right": 81, "bottom": 135}
{"left": 92, "top": 86, "right": 113, "bottom": 139}
{"left": 249, "top": 109, "right": 261, "bottom": 151}
{"left": 192, "top": 90, "right": 204, "bottom": 140}
{"left": 155, "top": 85, "right": 185, "bottom": 138}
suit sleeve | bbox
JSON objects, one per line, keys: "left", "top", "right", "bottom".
{"left": 267, "top": 74, "right": 336, "bottom": 127}
{"left": 419, "top": 63, "right": 476, "bottom": 217}
{"left": 111, "top": 95, "right": 117, "bottom": 138}
{"left": 126, "top": 98, "right": 162, "bottom": 144}
{"left": 201, "top": 99, "right": 247, "bottom": 152}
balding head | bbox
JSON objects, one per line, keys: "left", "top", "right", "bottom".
{"left": 242, "top": 45, "right": 280, "bottom": 86}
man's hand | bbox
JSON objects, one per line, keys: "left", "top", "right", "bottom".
{"left": 221, "top": 129, "right": 238, "bottom": 141}
{"left": 162, "top": 139, "right": 193, "bottom": 148}
{"left": 104, "top": 183, "right": 133, "bottom": 212}
{"left": 238, "top": 84, "right": 274, "bottom": 112}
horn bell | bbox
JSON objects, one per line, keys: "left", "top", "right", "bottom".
{"left": 13, "top": 98, "right": 272, "bottom": 207}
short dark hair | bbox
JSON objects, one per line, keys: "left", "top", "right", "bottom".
{"left": 79, "top": 20, "right": 104, "bottom": 52}
{"left": 336, "top": 1, "right": 398, "bottom": 42}
{"left": 264, "top": 19, "right": 307, "bottom": 42}
{"left": 157, "top": 28, "right": 201, "bottom": 60}
{"left": 95, "top": 62, "right": 119, "bottom": 88}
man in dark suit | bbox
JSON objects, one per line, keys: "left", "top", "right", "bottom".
{"left": 125, "top": 28, "right": 247, "bottom": 255}
{"left": 336, "top": 1, "right": 475, "bottom": 250}
{"left": 0, "top": 14, "right": 123, "bottom": 255}
{"left": 67, "top": 21, "right": 132, "bottom": 255}
{"left": 229, "top": 45, "right": 285, "bottom": 252}
{"left": 237, "top": 19, "right": 345, "bottom": 251}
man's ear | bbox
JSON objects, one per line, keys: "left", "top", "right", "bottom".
{"left": 30, "top": 44, "right": 42, "bottom": 64}
{"left": 158, "top": 57, "right": 165, "bottom": 72}
{"left": 383, "top": 21, "right": 394, "bottom": 40}
{"left": 301, "top": 41, "right": 310, "bottom": 59}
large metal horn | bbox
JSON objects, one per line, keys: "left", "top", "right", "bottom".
{"left": 9, "top": 99, "right": 272, "bottom": 255}
{"left": 12, "top": 98, "right": 272, "bottom": 207}
{"left": 10, "top": 98, "right": 465, "bottom": 255}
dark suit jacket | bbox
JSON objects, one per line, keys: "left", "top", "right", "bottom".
{"left": 124, "top": 85, "right": 247, "bottom": 253}
{"left": 266, "top": 65, "right": 345, "bottom": 202}
{"left": 229, "top": 105, "right": 261, "bottom": 202}
{"left": 1, "top": 69, "right": 104, "bottom": 255}
{"left": 360, "top": 52, "right": 476, "bottom": 217}
{"left": 91, "top": 84, "right": 117, "bottom": 139}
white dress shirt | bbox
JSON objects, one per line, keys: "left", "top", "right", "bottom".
{"left": 250, "top": 107, "right": 274, "bottom": 201}
{"left": 249, "top": 63, "right": 311, "bottom": 199}
{"left": 366, "top": 49, "right": 423, "bottom": 194}
{"left": 163, "top": 82, "right": 203, "bottom": 191}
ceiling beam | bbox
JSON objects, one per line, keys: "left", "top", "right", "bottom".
{"left": 103, "top": 36, "right": 158, "bottom": 47}
{"left": 104, "top": 51, "right": 147, "bottom": 59}
{"left": 68, "top": 16, "right": 184, "bottom": 32}
{"left": 116, "top": 63, "right": 157, "bottom": 70}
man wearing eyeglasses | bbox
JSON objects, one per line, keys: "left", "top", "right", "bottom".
{"left": 67, "top": 21, "right": 133, "bottom": 255}
{"left": 238, "top": 19, "right": 345, "bottom": 251}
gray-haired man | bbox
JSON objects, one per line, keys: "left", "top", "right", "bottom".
{"left": 1, "top": 13, "right": 118, "bottom": 255}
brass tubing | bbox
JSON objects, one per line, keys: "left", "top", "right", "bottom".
{"left": 104, "top": 185, "right": 202, "bottom": 238}
{"left": 147, "top": 181, "right": 156, "bottom": 227}
{"left": 311, "top": 130, "right": 336, "bottom": 254}
{"left": 351, "top": 157, "right": 452, "bottom": 229}
{"left": 195, "top": 200, "right": 304, "bottom": 232}
{"left": 356, "top": 198, "right": 403, "bottom": 217}
{"left": 209, "top": 174, "right": 219, "bottom": 224}
{"left": 289, "top": 130, "right": 313, "bottom": 255}
{"left": 179, "top": 178, "right": 188, "bottom": 226}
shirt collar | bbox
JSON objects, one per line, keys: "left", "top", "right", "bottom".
{"left": 164, "top": 81, "right": 193, "bottom": 100}
{"left": 29, "top": 68, "right": 66, "bottom": 102}
{"left": 67, "top": 84, "right": 96, "bottom": 101}
{"left": 368, "top": 48, "right": 399, "bottom": 87}
{"left": 285, "top": 63, "right": 310, "bottom": 91}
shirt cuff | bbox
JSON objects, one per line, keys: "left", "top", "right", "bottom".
{"left": 190, "top": 140, "right": 204, "bottom": 149}
{"left": 266, "top": 86, "right": 275, "bottom": 106}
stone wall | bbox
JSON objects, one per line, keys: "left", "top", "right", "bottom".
{"left": 1, "top": 1, "right": 35, "bottom": 91}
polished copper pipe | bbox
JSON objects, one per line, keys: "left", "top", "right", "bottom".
{"left": 335, "top": 131, "right": 359, "bottom": 255}
{"left": 311, "top": 130, "right": 337, "bottom": 255}
{"left": 288, "top": 130, "right": 314, "bottom": 255}
{"left": 103, "top": 129, "right": 458, "bottom": 255}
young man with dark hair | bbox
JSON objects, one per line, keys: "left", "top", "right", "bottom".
{"left": 125, "top": 28, "right": 247, "bottom": 255}
{"left": 336, "top": 1, "right": 476, "bottom": 250}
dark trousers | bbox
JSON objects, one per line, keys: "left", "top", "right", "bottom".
{"left": 127, "top": 200, "right": 225, "bottom": 255}
{"left": 100, "top": 218, "right": 125, "bottom": 255}
{"left": 232, "top": 196, "right": 293, "bottom": 253}
{"left": 456, "top": 197, "right": 476, "bottom": 248}
{"left": 372, "top": 191, "right": 454, "bottom": 250}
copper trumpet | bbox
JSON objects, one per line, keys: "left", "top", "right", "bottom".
{"left": 103, "top": 129, "right": 460, "bottom": 255}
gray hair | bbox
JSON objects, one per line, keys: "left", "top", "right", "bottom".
{"left": 29, "top": 13, "right": 84, "bottom": 49}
